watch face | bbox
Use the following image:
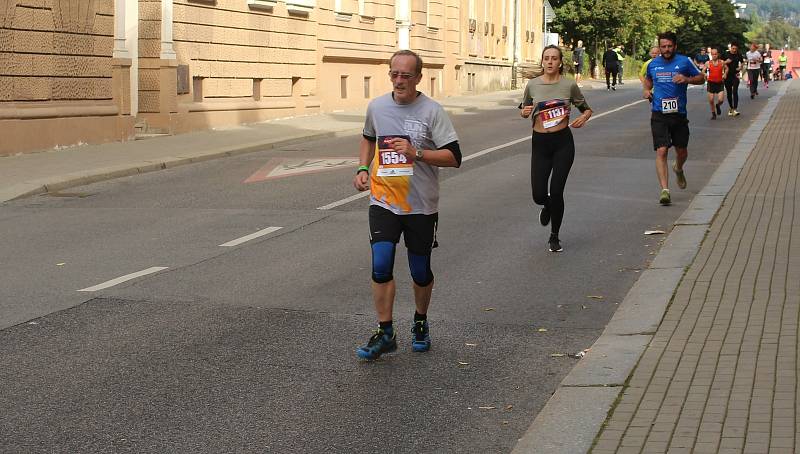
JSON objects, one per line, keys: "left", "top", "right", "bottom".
{"left": 416, "top": 149, "right": 423, "bottom": 159}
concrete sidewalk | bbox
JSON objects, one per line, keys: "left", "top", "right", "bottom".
{"left": 586, "top": 82, "right": 800, "bottom": 453}
{"left": 0, "top": 88, "right": 524, "bottom": 204}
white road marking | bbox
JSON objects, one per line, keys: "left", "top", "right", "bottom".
{"left": 78, "top": 266, "right": 168, "bottom": 292}
{"left": 316, "top": 96, "right": 647, "bottom": 211}
{"left": 317, "top": 192, "right": 370, "bottom": 210}
{"left": 219, "top": 226, "right": 282, "bottom": 247}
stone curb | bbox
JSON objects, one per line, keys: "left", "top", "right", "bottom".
{"left": 511, "top": 80, "right": 793, "bottom": 454}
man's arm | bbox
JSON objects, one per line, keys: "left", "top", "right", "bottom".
{"left": 353, "top": 136, "right": 376, "bottom": 191}
{"left": 419, "top": 143, "right": 460, "bottom": 168}
{"left": 642, "top": 75, "right": 653, "bottom": 99}
{"left": 686, "top": 73, "right": 705, "bottom": 85}
{"left": 391, "top": 139, "right": 460, "bottom": 168}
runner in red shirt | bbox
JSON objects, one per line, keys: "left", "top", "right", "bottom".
{"left": 706, "top": 47, "right": 727, "bottom": 120}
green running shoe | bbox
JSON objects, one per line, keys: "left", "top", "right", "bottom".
{"left": 659, "top": 189, "right": 671, "bottom": 206}
{"left": 672, "top": 162, "right": 687, "bottom": 189}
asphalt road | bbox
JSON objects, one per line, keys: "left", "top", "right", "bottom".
{"left": 0, "top": 82, "right": 776, "bottom": 453}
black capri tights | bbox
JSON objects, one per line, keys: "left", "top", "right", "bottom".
{"left": 724, "top": 78, "right": 739, "bottom": 109}
{"left": 531, "top": 128, "right": 575, "bottom": 235}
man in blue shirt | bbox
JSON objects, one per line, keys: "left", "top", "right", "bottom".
{"left": 643, "top": 31, "right": 705, "bottom": 205}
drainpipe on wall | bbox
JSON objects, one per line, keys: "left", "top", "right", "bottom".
{"left": 511, "top": 0, "right": 519, "bottom": 88}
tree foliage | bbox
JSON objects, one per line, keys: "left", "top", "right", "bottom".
{"left": 745, "top": 19, "right": 800, "bottom": 47}
{"left": 551, "top": 0, "right": 747, "bottom": 62}
{"left": 678, "top": 0, "right": 748, "bottom": 53}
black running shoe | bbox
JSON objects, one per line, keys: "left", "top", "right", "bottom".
{"left": 716, "top": 102, "right": 722, "bottom": 115}
{"left": 548, "top": 235, "right": 563, "bottom": 252}
{"left": 539, "top": 207, "right": 550, "bottom": 226}
{"left": 411, "top": 320, "right": 431, "bottom": 352}
{"left": 356, "top": 328, "right": 397, "bottom": 360}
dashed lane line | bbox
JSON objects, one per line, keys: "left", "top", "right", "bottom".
{"left": 78, "top": 267, "right": 169, "bottom": 292}
{"left": 219, "top": 226, "right": 283, "bottom": 247}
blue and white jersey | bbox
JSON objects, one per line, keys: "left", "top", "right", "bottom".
{"left": 646, "top": 54, "right": 701, "bottom": 115}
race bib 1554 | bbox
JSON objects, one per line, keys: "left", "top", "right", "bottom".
{"left": 376, "top": 135, "right": 414, "bottom": 177}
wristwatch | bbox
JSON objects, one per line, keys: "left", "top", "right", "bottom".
{"left": 415, "top": 148, "right": 424, "bottom": 161}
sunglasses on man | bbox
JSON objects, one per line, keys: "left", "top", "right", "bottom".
{"left": 388, "top": 71, "right": 416, "bottom": 80}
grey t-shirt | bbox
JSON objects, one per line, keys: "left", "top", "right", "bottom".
{"left": 521, "top": 77, "right": 590, "bottom": 128}
{"left": 363, "top": 93, "right": 458, "bottom": 215}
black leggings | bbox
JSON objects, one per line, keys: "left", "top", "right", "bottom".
{"left": 605, "top": 67, "right": 619, "bottom": 88}
{"left": 725, "top": 78, "right": 739, "bottom": 109}
{"left": 747, "top": 69, "right": 760, "bottom": 95}
{"left": 531, "top": 128, "right": 575, "bottom": 235}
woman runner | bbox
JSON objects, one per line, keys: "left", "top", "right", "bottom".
{"left": 520, "top": 45, "right": 593, "bottom": 252}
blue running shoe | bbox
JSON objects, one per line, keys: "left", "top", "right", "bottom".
{"left": 357, "top": 328, "right": 397, "bottom": 360}
{"left": 411, "top": 320, "right": 431, "bottom": 352}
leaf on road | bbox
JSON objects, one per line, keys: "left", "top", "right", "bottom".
{"left": 505, "top": 405, "right": 514, "bottom": 410}
{"left": 483, "top": 307, "right": 495, "bottom": 312}
{"left": 644, "top": 230, "right": 666, "bottom": 235}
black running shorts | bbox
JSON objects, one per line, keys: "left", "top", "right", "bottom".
{"left": 707, "top": 82, "right": 724, "bottom": 94}
{"left": 651, "top": 112, "right": 690, "bottom": 150}
{"left": 368, "top": 205, "right": 438, "bottom": 254}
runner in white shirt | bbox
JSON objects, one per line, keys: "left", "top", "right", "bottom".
{"left": 746, "top": 43, "right": 763, "bottom": 99}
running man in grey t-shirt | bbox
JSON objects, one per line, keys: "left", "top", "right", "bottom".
{"left": 352, "top": 49, "right": 462, "bottom": 360}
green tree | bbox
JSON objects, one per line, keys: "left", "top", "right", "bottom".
{"left": 675, "top": 0, "right": 747, "bottom": 53}
{"left": 551, "top": 0, "right": 628, "bottom": 74}
{"left": 746, "top": 19, "right": 800, "bottom": 47}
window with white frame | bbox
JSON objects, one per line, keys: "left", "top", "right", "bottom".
{"left": 427, "top": 0, "right": 443, "bottom": 31}
{"left": 335, "top": 0, "right": 356, "bottom": 16}
{"left": 358, "top": 0, "right": 374, "bottom": 18}
{"left": 286, "top": 0, "right": 315, "bottom": 14}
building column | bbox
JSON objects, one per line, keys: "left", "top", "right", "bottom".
{"left": 395, "top": 0, "right": 411, "bottom": 50}
{"left": 112, "top": 0, "right": 132, "bottom": 117}
{"left": 113, "top": 0, "right": 129, "bottom": 58}
{"left": 160, "top": 0, "right": 177, "bottom": 60}
{"left": 159, "top": 0, "right": 178, "bottom": 122}
{"left": 125, "top": 0, "right": 138, "bottom": 115}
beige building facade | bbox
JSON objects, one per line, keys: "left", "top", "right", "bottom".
{"left": 1, "top": 0, "right": 544, "bottom": 155}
